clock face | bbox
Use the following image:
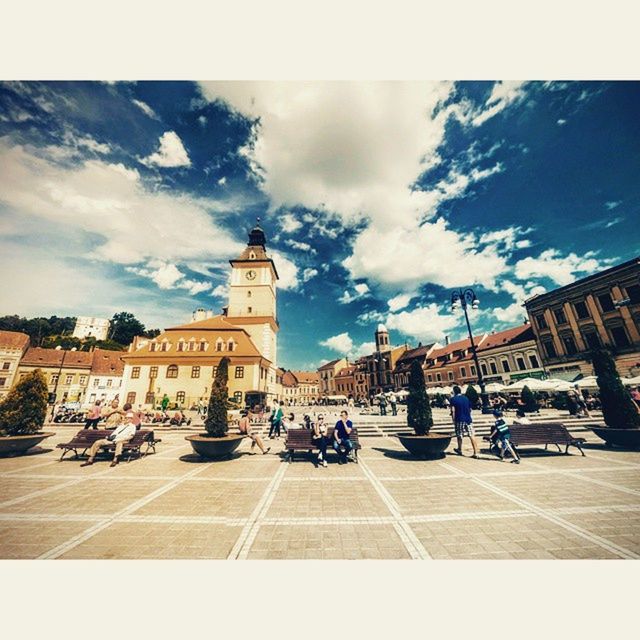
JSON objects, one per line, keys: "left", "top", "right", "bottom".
{"left": 246, "top": 269, "right": 257, "bottom": 281}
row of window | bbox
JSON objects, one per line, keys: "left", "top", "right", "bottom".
{"left": 542, "top": 324, "right": 631, "bottom": 359}
{"left": 131, "top": 365, "right": 246, "bottom": 379}
{"left": 127, "top": 390, "right": 244, "bottom": 405}
{"left": 50, "top": 374, "right": 88, "bottom": 385}
{"left": 535, "top": 284, "right": 640, "bottom": 330}
{"left": 149, "top": 339, "right": 236, "bottom": 353}
{"left": 92, "top": 378, "right": 121, "bottom": 388}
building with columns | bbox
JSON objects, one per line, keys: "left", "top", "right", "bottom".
{"left": 524, "top": 256, "right": 640, "bottom": 379}
{"left": 121, "top": 222, "right": 281, "bottom": 409}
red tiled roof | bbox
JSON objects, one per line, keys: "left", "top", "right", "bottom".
{"left": 0, "top": 330, "right": 30, "bottom": 351}
{"left": 318, "top": 358, "right": 346, "bottom": 371}
{"left": 335, "top": 366, "right": 356, "bottom": 378}
{"left": 21, "top": 347, "right": 93, "bottom": 368}
{"left": 90, "top": 348, "right": 125, "bottom": 376}
{"left": 292, "top": 371, "right": 320, "bottom": 384}
{"left": 477, "top": 324, "right": 534, "bottom": 351}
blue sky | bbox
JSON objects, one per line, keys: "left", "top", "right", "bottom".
{"left": 0, "top": 81, "right": 638, "bottom": 369}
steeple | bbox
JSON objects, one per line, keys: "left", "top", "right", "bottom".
{"left": 248, "top": 218, "right": 266, "bottom": 248}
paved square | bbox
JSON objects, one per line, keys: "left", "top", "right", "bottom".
{"left": 1, "top": 426, "right": 639, "bottom": 559}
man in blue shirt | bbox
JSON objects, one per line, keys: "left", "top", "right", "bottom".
{"left": 333, "top": 410, "right": 354, "bottom": 464}
{"left": 449, "top": 385, "right": 480, "bottom": 458}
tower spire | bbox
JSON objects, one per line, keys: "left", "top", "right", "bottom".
{"left": 248, "top": 218, "right": 266, "bottom": 247}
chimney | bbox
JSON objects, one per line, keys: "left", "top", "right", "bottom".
{"left": 444, "top": 335, "right": 450, "bottom": 346}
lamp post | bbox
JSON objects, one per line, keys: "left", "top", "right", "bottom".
{"left": 450, "top": 287, "right": 491, "bottom": 414}
{"left": 49, "top": 348, "right": 67, "bottom": 421}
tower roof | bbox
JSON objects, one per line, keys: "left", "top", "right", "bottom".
{"left": 376, "top": 323, "right": 388, "bottom": 333}
{"left": 248, "top": 220, "right": 266, "bottom": 247}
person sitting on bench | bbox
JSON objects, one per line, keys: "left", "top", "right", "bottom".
{"left": 80, "top": 404, "right": 137, "bottom": 468}
{"left": 333, "top": 410, "right": 354, "bottom": 464}
{"left": 313, "top": 414, "right": 328, "bottom": 467}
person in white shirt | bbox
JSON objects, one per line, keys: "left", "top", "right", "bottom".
{"left": 283, "top": 413, "right": 301, "bottom": 430}
{"left": 81, "top": 403, "right": 137, "bottom": 468}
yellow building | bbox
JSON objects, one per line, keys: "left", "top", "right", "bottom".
{"left": 120, "top": 222, "right": 280, "bottom": 409}
{"left": 0, "top": 330, "right": 30, "bottom": 400}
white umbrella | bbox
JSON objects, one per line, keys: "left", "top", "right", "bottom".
{"left": 622, "top": 376, "right": 640, "bottom": 386}
{"left": 547, "top": 379, "right": 573, "bottom": 392}
{"left": 506, "top": 377, "right": 555, "bottom": 392}
{"left": 395, "top": 389, "right": 410, "bottom": 397}
{"left": 485, "top": 382, "right": 505, "bottom": 392}
{"left": 574, "top": 376, "right": 599, "bottom": 389}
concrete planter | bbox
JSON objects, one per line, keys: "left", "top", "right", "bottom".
{"left": 185, "top": 433, "right": 245, "bottom": 459}
{"left": 589, "top": 426, "right": 640, "bottom": 450}
{"left": 395, "top": 432, "right": 452, "bottom": 459}
{"left": 0, "top": 432, "right": 55, "bottom": 457}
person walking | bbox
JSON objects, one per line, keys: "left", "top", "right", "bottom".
{"left": 450, "top": 385, "right": 480, "bottom": 458}
{"left": 84, "top": 400, "right": 102, "bottom": 429}
{"left": 312, "top": 414, "right": 329, "bottom": 467}
{"left": 388, "top": 392, "right": 398, "bottom": 416}
{"left": 333, "top": 410, "right": 355, "bottom": 464}
{"left": 80, "top": 404, "right": 136, "bottom": 468}
{"left": 378, "top": 394, "right": 387, "bottom": 416}
{"left": 161, "top": 394, "right": 170, "bottom": 412}
{"left": 269, "top": 401, "right": 284, "bottom": 438}
{"left": 238, "top": 410, "right": 270, "bottom": 454}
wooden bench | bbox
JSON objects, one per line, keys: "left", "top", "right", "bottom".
{"left": 483, "top": 422, "right": 586, "bottom": 456}
{"left": 57, "top": 428, "right": 161, "bottom": 461}
{"left": 285, "top": 427, "right": 361, "bottom": 463}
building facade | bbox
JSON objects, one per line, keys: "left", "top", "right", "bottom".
{"left": 318, "top": 357, "right": 349, "bottom": 398}
{"left": 393, "top": 342, "right": 440, "bottom": 389}
{"left": 86, "top": 348, "right": 125, "bottom": 405}
{"left": 16, "top": 347, "right": 93, "bottom": 403}
{"left": 524, "top": 256, "right": 640, "bottom": 379}
{"left": 0, "top": 330, "right": 30, "bottom": 399}
{"left": 72, "top": 316, "right": 110, "bottom": 341}
{"left": 334, "top": 365, "right": 356, "bottom": 398}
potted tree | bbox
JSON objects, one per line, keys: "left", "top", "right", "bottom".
{"left": 0, "top": 369, "right": 55, "bottom": 456}
{"left": 185, "top": 357, "right": 246, "bottom": 458}
{"left": 588, "top": 348, "right": 640, "bottom": 449}
{"left": 395, "top": 360, "right": 452, "bottom": 458}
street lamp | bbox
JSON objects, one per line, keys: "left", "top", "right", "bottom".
{"left": 450, "top": 287, "right": 491, "bottom": 414}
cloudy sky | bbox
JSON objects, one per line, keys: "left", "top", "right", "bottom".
{"left": 0, "top": 81, "right": 638, "bottom": 369}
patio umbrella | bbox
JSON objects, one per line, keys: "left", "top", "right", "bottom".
{"left": 621, "top": 375, "right": 640, "bottom": 386}
{"left": 485, "top": 382, "right": 505, "bottom": 392}
{"left": 574, "top": 376, "right": 599, "bottom": 389}
{"left": 547, "top": 379, "right": 573, "bottom": 392}
{"left": 506, "top": 377, "right": 555, "bottom": 392}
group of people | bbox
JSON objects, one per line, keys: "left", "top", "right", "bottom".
{"left": 236, "top": 405, "right": 356, "bottom": 465}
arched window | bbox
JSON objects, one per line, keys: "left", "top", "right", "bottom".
{"left": 247, "top": 290, "right": 252, "bottom": 298}
{"left": 167, "top": 364, "right": 179, "bottom": 378}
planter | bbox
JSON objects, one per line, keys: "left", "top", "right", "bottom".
{"left": 185, "top": 433, "right": 245, "bottom": 459}
{"left": 589, "top": 426, "right": 640, "bottom": 450}
{"left": 0, "top": 432, "right": 55, "bottom": 457}
{"left": 395, "top": 432, "right": 452, "bottom": 459}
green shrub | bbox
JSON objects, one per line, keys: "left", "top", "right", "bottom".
{"left": 521, "top": 385, "right": 538, "bottom": 413}
{"left": 0, "top": 369, "right": 48, "bottom": 436}
{"left": 407, "top": 359, "right": 433, "bottom": 436}
{"left": 204, "top": 357, "right": 230, "bottom": 437}
{"left": 591, "top": 348, "right": 640, "bottom": 429}
{"left": 465, "top": 384, "right": 479, "bottom": 408}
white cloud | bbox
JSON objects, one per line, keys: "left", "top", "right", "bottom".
{"left": 279, "top": 212, "right": 303, "bottom": 233}
{"left": 471, "top": 81, "right": 528, "bottom": 127}
{"left": 0, "top": 140, "right": 244, "bottom": 268}
{"left": 211, "top": 283, "right": 229, "bottom": 298}
{"left": 493, "top": 279, "right": 546, "bottom": 324}
{"left": 285, "top": 238, "right": 315, "bottom": 253}
{"left": 142, "top": 131, "right": 191, "bottom": 168}
{"left": 605, "top": 201, "right": 621, "bottom": 210}
{"left": 338, "top": 282, "right": 370, "bottom": 304}
{"left": 345, "top": 218, "right": 510, "bottom": 290}
{"left": 127, "top": 260, "right": 212, "bottom": 296}
{"left": 357, "top": 310, "right": 386, "bottom": 326}
{"left": 302, "top": 267, "right": 318, "bottom": 282}
{"left": 270, "top": 250, "right": 298, "bottom": 290}
{"left": 386, "top": 303, "right": 461, "bottom": 343}
{"left": 514, "top": 249, "right": 605, "bottom": 286}
{"left": 352, "top": 341, "right": 376, "bottom": 357}
{"left": 217, "top": 176, "right": 226, "bottom": 186}
{"left": 62, "top": 131, "right": 112, "bottom": 155}
{"left": 132, "top": 99, "right": 159, "bottom": 119}
{"left": 388, "top": 293, "right": 413, "bottom": 312}
{"left": 320, "top": 332, "right": 353, "bottom": 354}
{"left": 557, "top": 119, "right": 567, "bottom": 126}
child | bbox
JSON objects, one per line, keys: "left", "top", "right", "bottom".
{"left": 490, "top": 410, "right": 520, "bottom": 464}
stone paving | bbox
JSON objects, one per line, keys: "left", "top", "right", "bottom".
{"left": 1, "top": 426, "right": 639, "bottom": 559}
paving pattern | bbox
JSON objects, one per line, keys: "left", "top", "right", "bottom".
{"left": 1, "top": 426, "right": 639, "bottom": 560}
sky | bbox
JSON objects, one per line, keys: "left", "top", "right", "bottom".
{"left": 0, "top": 81, "right": 638, "bottom": 370}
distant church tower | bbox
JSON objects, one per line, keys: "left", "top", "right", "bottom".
{"left": 226, "top": 220, "right": 279, "bottom": 368}
{"left": 375, "top": 323, "right": 391, "bottom": 353}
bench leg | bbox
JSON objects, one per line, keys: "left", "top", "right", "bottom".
{"left": 288, "top": 449, "right": 293, "bottom": 463}
{"left": 574, "top": 443, "right": 586, "bottom": 457}
{"left": 556, "top": 443, "right": 562, "bottom": 453}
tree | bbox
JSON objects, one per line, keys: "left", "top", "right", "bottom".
{"left": 591, "top": 348, "right": 640, "bottom": 430}
{"left": 109, "top": 312, "right": 146, "bottom": 346}
{"left": 407, "top": 359, "right": 433, "bottom": 436}
{"left": 465, "top": 384, "right": 479, "bottom": 409}
{"left": 521, "top": 385, "right": 538, "bottom": 413}
{"left": 0, "top": 369, "right": 48, "bottom": 436}
{"left": 204, "top": 357, "right": 230, "bottom": 437}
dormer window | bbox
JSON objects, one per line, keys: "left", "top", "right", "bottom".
{"left": 149, "top": 342, "right": 157, "bottom": 352}
{"left": 188, "top": 340, "right": 196, "bottom": 352}
{"left": 227, "top": 339, "right": 235, "bottom": 352}
{"left": 177, "top": 340, "right": 185, "bottom": 352}
{"left": 249, "top": 251, "right": 256, "bottom": 259}
{"left": 247, "top": 291, "right": 252, "bottom": 298}
{"left": 199, "top": 340, "right": 207, "bottom": 352}
{"left": 215, "top": 339, "right": 224, "bottom": 352}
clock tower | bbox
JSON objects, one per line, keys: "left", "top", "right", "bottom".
{"left": 226, "top": 221, "right": 279, "bottom": 368}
